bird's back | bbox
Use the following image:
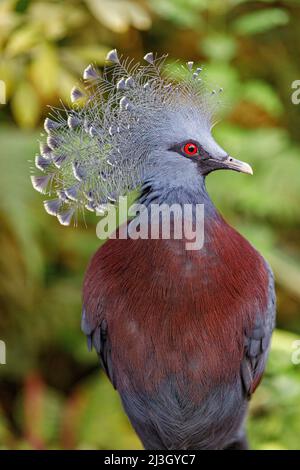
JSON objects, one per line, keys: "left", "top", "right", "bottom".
{"left": 82, "top": 216, "right": 274, "bottom": 449}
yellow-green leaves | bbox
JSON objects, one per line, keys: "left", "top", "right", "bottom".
{"left": 29, "top": 45, "right": 59, "bottom": 100}
{"left": 0, "top": 0, "right": 155, "bottom": 128}
{"left": 234, "top": 8, "right": 290, "bottom": 35}
{"left": 0, "top": 0, "right": 21, "bottom": 49}
{"left": 11, "top": 81, "right": 40, "bottom": 128}
{"left": 5, "top": 24, "right": 42, "bottom": 57}
{"left": 85, "top": 0, "right": 151, "bottom": 33}
{"left": 201, "top": 34, "right": 237, "bottom": 62}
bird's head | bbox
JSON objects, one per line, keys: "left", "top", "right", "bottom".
{"left": 31, "top": 50, "right": 252, "bottom": 225}
{"left": 138, "top": 102, "right": 252, "bottom": 195}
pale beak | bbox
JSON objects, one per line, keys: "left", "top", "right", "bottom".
{"left": 222, "top": 156, "right": 253, "bottom": 175}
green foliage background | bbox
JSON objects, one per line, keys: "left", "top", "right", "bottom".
{"left": 0, "top": 0, "right": 300, "bottom": 450}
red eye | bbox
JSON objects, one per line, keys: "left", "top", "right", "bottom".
{"left": 183, "top": 142, "right": 198, "bottom": 156}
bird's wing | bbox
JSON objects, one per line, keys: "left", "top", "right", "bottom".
{"left": 241, "top": 263, "right": 276, "bottom": 398}
{"left": 81, "top": 308, "right": 116, "bottom": 388}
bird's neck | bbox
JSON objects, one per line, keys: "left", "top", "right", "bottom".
{"left": 137, "top": 178, "right": 220, "bottom": 221}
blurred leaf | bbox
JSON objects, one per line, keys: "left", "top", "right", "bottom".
{"left": 213, "top": 125, "right": 289, "bottom": 162}
{"left": 233, "top": 8, "right": 290, "bottom": 35}
{"left": 267, "top": 251, "right": 300, "bottom": 301}
{"left": 205, "top": 63, "right": 242, "bottom": 113}
{"left": 16, "top": 374, "right": 63, "bottom": 448}
{"left": 234, "top": 223, "right": 276, "bottom": 255}
{"left": 85, "top": 0, "right": 151, "bottom": 33}
{"left": 201, "top": 34, "right": 237, "bottom": 62}
{"left": 0, "top": 127, "right": 44, "bottom": 269}
{"left": 56, "top": 68, "right": 78, "bottom": 105}
{"left": 29, "top": 44, "right": 59, "bottom": 99}
{"left": 0, "top": 1, "right": 21, "bottom": 48}
{"left": 11, "top": 81, "right": 41, "bottom": 128}
{"left": 5, "top": 25, "right": 41, "bottom": 57}
{"left": 241, "top": 80, "right": 283, "bottom": 118}
{"left": 29, "top": 1, "right": 88, "bottom": 40}
{"left": 151, "top": 0, "right": 204, "bottom": 28}
{"left": 67, "top": 44, "right": 110, "bottom": 66}
{"left": 248, "top": 330, "right": 300, "bottom": 450}
{"left": 125, "top": 1, "right": 152, "bottom": 30}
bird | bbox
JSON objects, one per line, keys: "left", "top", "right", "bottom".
{"left": 32, "top": 49, "right": 276, "bottom": 450}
